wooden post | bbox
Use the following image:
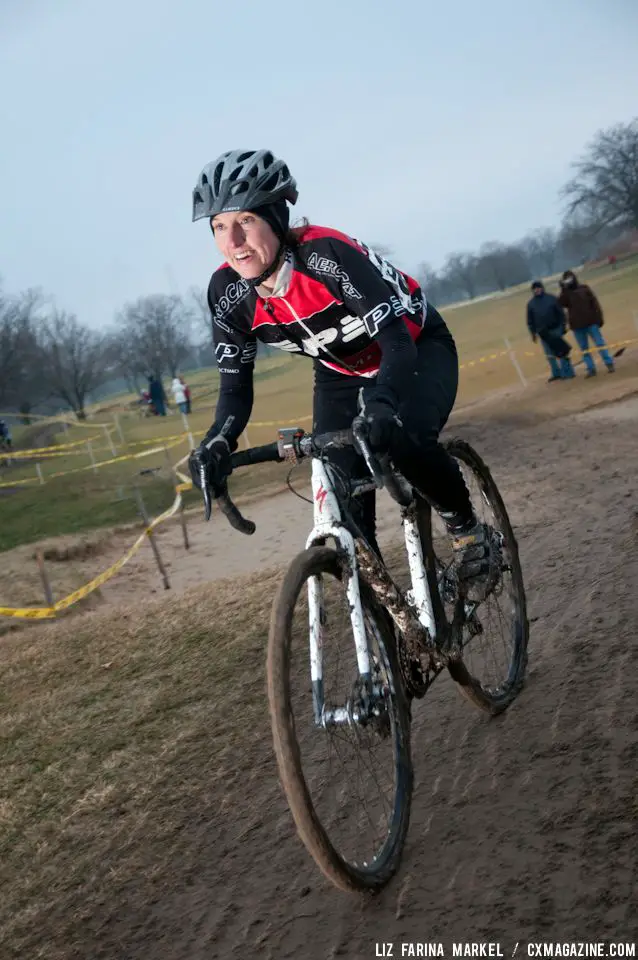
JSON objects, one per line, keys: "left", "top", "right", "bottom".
{"left": 504, "top": 337, "right": 528, "bottom": 388}
{"left": 114, "top": 413, "right": 126, "bottom": 445}
{"left": 35, "top": 550, "right": 54, "bottom": 607}
{"left": 87, "top": 440, "right": 97, "bottom": 474}
{"left": 163, "top": 445, "right": 189, "bottom": 550}
{"left": 35, "top": 462, "right": 44, "bottom": 485}
{"left": 103, "top": 424, "right": 117, "bottom": 456}
{"left": 134, "top": 488, "right": 171, "bottom": 589}
{"left": 181, "top": 411, "right": 195, "bottom": 450}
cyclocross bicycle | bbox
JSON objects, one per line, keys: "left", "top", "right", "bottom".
{"left": 199, "top": 418, "right": 528, "bottom": 894}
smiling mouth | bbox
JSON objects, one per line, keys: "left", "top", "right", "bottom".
{"left": 235, "top": 252, "right": 252, "bottom": 263}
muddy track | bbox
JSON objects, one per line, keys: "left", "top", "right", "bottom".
{"left": 89, "top": 397, "right": 638, "bottom": 957}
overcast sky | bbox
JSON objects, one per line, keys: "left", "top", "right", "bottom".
{"left": 1, "top": 0, "right": 637, "bottom": 330}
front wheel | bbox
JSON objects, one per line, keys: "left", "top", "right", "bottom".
{"left": 267, "top": 546, "right": 413, "bottom": 893}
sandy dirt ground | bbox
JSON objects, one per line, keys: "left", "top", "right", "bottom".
{"left": 4, "top": 390, "right": 638, "bottom": 957}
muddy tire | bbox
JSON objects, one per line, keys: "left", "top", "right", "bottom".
{"left": 267, "top": 546, "right": 413, "bottom": 892}
{"left": 443, "top": 439, "right": 529, "bottom": 715}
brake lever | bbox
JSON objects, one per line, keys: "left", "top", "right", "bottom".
{"left": 199, "top": 461, "right": 212, "bottom": 521}
{"left": 217, "top": 491, "right": 256, "bottom": 535}
{"left": 351, "top": 416, "right": 386, "bottom": 489}
{"left": 351, "top": 415, "right": 413, "bottom": 506}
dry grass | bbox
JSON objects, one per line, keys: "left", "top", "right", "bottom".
{"left": 0, "top": 571, "right": 283, "bottom": 960}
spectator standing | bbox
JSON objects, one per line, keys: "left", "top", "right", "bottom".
{"left": 180, "top": 376, "right": 192, "bottom": 414}
{"left": 526, "top": 281, "right": 575, "bottom": 381}
{"left": 171, "top": 376, "right": 189, "bottom": 414}
{"left": 558, "top": 270, "right": 615, "bottom": 377}
{"left": 149, "top": 375, "right": 167, "bottom": 416}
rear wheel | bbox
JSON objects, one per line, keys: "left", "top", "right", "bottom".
{"left": 267, "top": 546, "right": 413, "bottom": 892}
{"left": 437, "top": 439, "right": 529, "bottom": 714}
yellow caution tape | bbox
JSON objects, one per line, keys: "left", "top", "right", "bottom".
{"left": 248, "top": 414, "right": 313, "bottom": 427}
{"left": 0, "top": 487, "right": 184, "bottom": 619}
{"left": 8, "top": 434, "right": 103, "bottom": 456}
{"left": 9, "top": 446, "right": 98, "bottom": 462}
{"left": 121, "top": 432, "right": 189, "bottom": 447}
{"left": 0, "top": 475, "right": 42, "bottom": 490}
{"left": 522, "top": 337, "right": 636, "bottom": 359}
{"left": 9, "top": 433, "right": 190, "bottom": 462}
{"left": 459, "top": 350, "right": 508, "bottom": 371}
{"left": 0, "top": 436, "right": 188, "bottom": 489}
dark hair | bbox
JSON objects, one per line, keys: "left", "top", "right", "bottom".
{"left": 284, "top": 217, "right": 310, "bottom": 249}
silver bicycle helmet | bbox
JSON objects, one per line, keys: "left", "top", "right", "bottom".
{"left": 192, "top": 149, "right": 298, "bottom": 222}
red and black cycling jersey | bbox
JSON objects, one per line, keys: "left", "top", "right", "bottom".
{"left": 205, "top": 224, "right": 449, "bottom": 446}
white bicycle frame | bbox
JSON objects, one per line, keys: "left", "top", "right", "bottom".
{"left": 304, "top": 457, "right": 438, "bottom": 721}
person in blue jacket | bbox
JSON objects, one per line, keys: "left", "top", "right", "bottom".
{"left": 526, "top": 281, "right": 575, "bottom": 382}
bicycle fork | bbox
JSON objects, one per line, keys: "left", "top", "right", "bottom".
{"left": 305, "top": 461, "right": 377, "bottom": 729}
{"left": 306, "top": 524, "right": 374, "bottom": 728}
{"left": 304, "top": 468, "right": 443, "bottom": 727}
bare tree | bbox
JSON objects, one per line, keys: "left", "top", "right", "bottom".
{"left": 520, "top": 227, "right": 559, "bottom": 276}
{"left": 186, "top": 285, "right": 211, "bottom": 337}
{"left": 561, "top": 119, "right": 638, "bottom": 231}
{"left": 103, "top": 332, "right": 147, "bottom": 395}
{"left": 39, "top": 311, "right": 109, "bottom": 419}
{"left": 443, "top": 253, "right": 479, "bottom": 300}
{"left": 115, "top": 294, "right": 193, "bottom": 380}
{"left": 475, "top": 242, "right": 531, "bottom": 292}
{"left": 415, "top": 262, "right": 456, "bottom": 307}
{"left": 557, "top": 215, "right": 601, "bottom": 266}
{"left": 0, "top": 285, "right": 51, "bottom": 414}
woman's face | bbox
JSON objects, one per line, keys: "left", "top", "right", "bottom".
{"left": 211, "top": 211, "right": 279, "bottom": 280}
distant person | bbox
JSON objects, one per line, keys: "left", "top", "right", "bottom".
{"left": 148, "top": 375, "right": 167, "bottom": 416}
{"left": 171, "top": 375, "right": 188, "bottom": 414}
{"left": 180, "top": 376, "right": 192, "bottom": 414}
{"left": 558, "top": 270, "right": 615, "bottom": 377}
{"left": 0, "top": 419, "right": 12, "bottom": 449}
{"left": 526, "top": 281, "right": 575, "bottom": 382}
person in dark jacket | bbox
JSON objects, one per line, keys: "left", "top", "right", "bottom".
{"left": 558, "top": 270, "right": 615, "bottom": 377}
{"left": 148, "top": 375, "right": 167, "bottom": 416}
{"left": 526, "top": 281, "right": 575, "bottom": 381}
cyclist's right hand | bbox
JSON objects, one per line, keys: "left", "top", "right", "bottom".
{"left": 188, "top": 436, "right": 232, "bottom": 515}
